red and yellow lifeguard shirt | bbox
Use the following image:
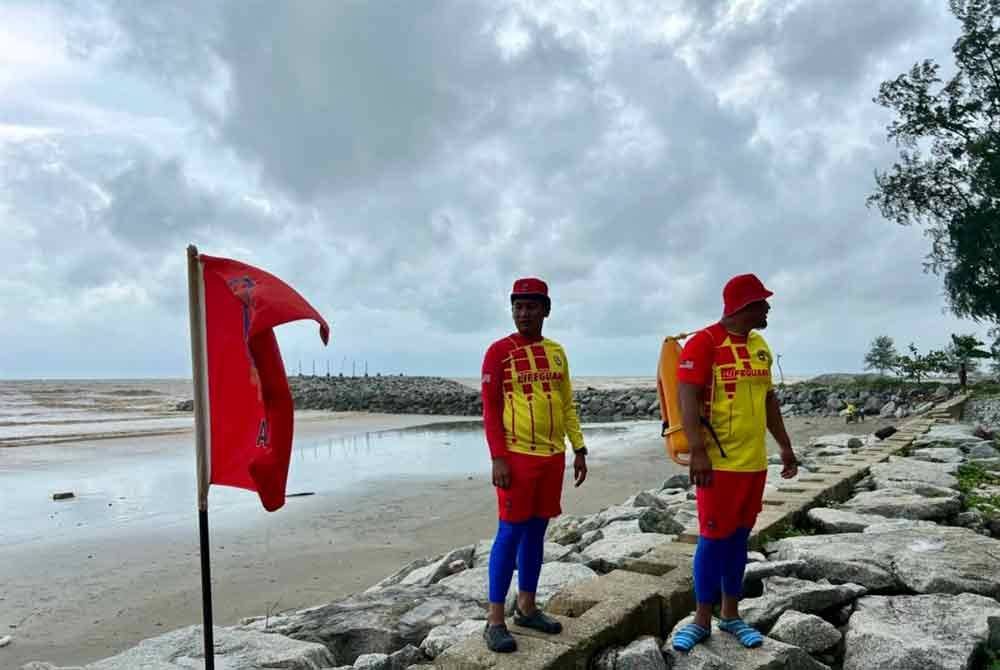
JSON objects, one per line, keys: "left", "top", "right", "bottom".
{"left": 676, "top": 323, "right": 772, "bottom": 472}
{"left": 482, "top": 334, "right": 586, "bottom": 458}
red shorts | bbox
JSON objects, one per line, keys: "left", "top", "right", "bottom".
{"left": 496, "top": 451, "right": 566, "bottom": 522}
{"left": 695, "top": 469, "right": 767, "bottom": 539}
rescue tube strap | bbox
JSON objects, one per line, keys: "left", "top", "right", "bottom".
{"left": 661, "top": 417, "right": 726, "bottom": 458}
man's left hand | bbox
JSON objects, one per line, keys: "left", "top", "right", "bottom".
{"left": 573, "top": 452, "right": 588, "bottom": 487}
{"left": 780, "top": 446, "right": 798, "bottom": 479}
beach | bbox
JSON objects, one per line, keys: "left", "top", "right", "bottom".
{"left": 0, "top": 389, "right": 894, "bottom": 668}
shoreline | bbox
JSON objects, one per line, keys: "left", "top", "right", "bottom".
{"left": 1, "top": 411, "right": 896, "bottom": 667}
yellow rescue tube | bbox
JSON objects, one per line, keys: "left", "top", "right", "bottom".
{"left": 656, "top": 332, "right": 691, "bottom": 465}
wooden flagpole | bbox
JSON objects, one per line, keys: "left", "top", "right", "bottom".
{"left": 186, "top": 244, "right": 215, "bottom": 670}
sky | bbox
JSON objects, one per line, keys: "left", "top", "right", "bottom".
{"left": 0, "top": 0, "right": 994, "bottom": 379}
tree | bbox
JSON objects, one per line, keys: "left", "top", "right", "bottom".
{"left": 895, "top": 343, "right": 947, "bottom": 383}
{"left": 944, "top": 333, "right": 993, "bottom": 387}
{"left": 864, "top": 335, "right": 899, "bottom": 375}
{"left": 991, "top": 327, "right": 1000, "bottom": 375}
{"left": 868, "top": 0, "right": 1000, "bottom": 326}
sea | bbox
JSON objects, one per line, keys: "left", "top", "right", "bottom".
{"left": 0, "top": 378, "right": 662, "bottom": 544}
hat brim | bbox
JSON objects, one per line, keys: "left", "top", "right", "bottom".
{"left": 723, "top": 289, "right": 773, "bottom": 317}
{"left": 510, "top": 293, "right": 550, "bottom": 303}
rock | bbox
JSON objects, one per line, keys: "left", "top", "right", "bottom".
{"left": 367, "top": 558, "right": 437, "bottom": 592}
{"left": 671, "top": 510, "right": 699, "bottom": 534}
{"left": 600, "top": 520, "right": 643, "bottom": 537}
{"left": 0, "top": 634, "right": 11, "bottom": 648}
{"left": 747, "top": 551, "right": 767, "bottom": 563}
{"left": 768, "top": 610, "right": 841, "bottom": 653}
{"left": 743, "top": 560, "right": 807, "bottom": 585}
{"left": 437, "top": 563, "right": 597, "bottom": 613}
{"left": 879, "top": 401, "right": 897, "bottom": 418}
{"left": 955, "top": 509, "right": 985, "bottom": 530}
{"left": 82, "top": 625, "right": 334, "bottom": 670}
{"left": 471, "top": 539, "right": 573, "bottom": 567}
{"left": 434, "top": 567, "right": 490, "bottom": 606}
{"left": 767, "top": 526, "right": 1000, "bottom": 598}
{"left": 593, "top": 636, "right": 666, "bottom": 670}
{"left": 840, "top": 487, "right": 960, "bottom": 521}
{"left": 974, "top": 423, "right": 997, "bottom": 440}
{"left": 803, "top": 446, "right": 849, "bottom": 459}
{"left": 400, "top": 546, "right": 475, "bottom": 587}
{"left": 545, "top": 515, "right": 583, "bottom": 545}
{"left": 831, "top": 603, "right": 854, "bottom": 626}
{"left": 663, "top": 616, "right": 831, "bottom": 669}
{"left": 807, "top": 507, "right": 899, "bottom": 533}
{"left": 662, "top": 473, "right": 691, "bottom": 490}
{"left": 241, "top": 584, "right": 483, "bottom": 666}
{"left": 740, "top": 576, "right": 867, "bottom": 630}
{"left": 869, "top": 456, "right": 958, "bottom": 490}
{"left": 419, "top": 620, "right": 482, "bottom": 658}
{"left": 913, "top": 424, "right": 987, "bottom": 450}
{"left": 637, "top": 507, "right": 685, "bottom": 535}
{"left": 809, "top": 434, "right": 866, "bottom": 449}
{"left": 579, "top": 505, "right": 645, "bottom": 533}
{"left": 353, "top": 653, "right": 389, "bottom": 669}
{"left": 864, "top": 396, "right": 885, "bottom": 414}
{"left": 21, "top": 665, "right": 85, "bottom": 670}
{"left": 843, "top": 593, "right": 1000, "bottom": 670}
{"left": 52, "top": 492, "right": 75, "bottom": 501}
{"left": 742, "top": 560, "right": 807, "bottom": 597}
{"left": 874, "top": 426, "right": 897, "bottom": 440}
{"left": 629, "top": 490, "right": 669, "bottom": 509}
{"left": 910, "top": 447, "right": 965, "bottom": 464}
{"left": 969, "top": 443, "right": 1000, "bottom": 459}
{"left": 385, "top": 644, "right": 425, "bottom": 669}
{"left": 577, "top": 529, "right": 604, "bottom": 550}
{"left": 912, "top": 401, "right": 936, "bottom": 414}
{"left": 470, "top": 540, "right": 493, "bottom": 568}
{"left": 616, "top": 636, "right": 667, "bottom": 669}
{"left": 592, "top": 645, "right": 620, "bottom": 670}
{"left": 933, "top": 384, "right": 951, "bottom": 400}
{"left": 581, "top": 534, "right": 674, "bottom": 573}
{"left": 862, "top": 519, "right": 939, "bottom": 533}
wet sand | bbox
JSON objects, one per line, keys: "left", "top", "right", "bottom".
{"left": 0, "top": 411, "right": 893, "bottom": 667}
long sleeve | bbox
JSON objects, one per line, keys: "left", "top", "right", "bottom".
{"left": 559, "top": 351, "right": 586, "bottom": 452}
{"left": 481, "top": 342, "right": 508, "bottom": 458}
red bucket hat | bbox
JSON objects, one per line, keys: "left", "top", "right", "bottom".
{"left": 510, "top": 277, "right": 549, "bottom": 303}
{"left": 723, "top": 274, "right": 773, "bottom": 317}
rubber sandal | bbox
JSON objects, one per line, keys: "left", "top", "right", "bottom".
{"left": 671, "top": 622, "right": 711, "bottom": 651}
{"left": 483, "top": 623, "right": 517, "bottom": 653}
{"left": 513, "top": 606, "right": 563, "bottom": 634}
{"left": 718, "top": 617, "right": 764, "bottom": 648}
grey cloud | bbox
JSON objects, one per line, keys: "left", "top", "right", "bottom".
{"left": 4, "top": 1, "right": 993, "bottom": 377}
{"left": 212, "top": 1, "right": 590, "bottom": 198}
{"left": 680, "top": 0, "right": 945, "bottom": 98}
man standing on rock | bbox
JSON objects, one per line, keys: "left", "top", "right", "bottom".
{"left": 480, "top": 277, "right": 588, "bottom": 653}
{"left": 672, "top": 273, "right": 798, "bottom": 652}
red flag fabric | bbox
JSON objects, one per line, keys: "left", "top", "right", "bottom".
{"left": 200, "top": 254, "right": 329, "bottom": 511}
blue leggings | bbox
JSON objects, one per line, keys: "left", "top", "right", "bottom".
{"left": 693, "top": 527, "right": 751, "bottom": 604}
{"left": 488, "top": 517, "right": 549, "bottom": 604}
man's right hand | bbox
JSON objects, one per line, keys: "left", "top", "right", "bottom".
{"left": 689, "top": 448, "right": 713, "bottom": 488}
{"left": 492, "top": 457, "right": 511, "bottom": 489}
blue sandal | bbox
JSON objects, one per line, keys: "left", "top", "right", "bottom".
{"left": 718, "top": 618, "right": 763, "bottom": 648}
{"left": 671, "top": 622, "right": 710, "bottom": 651}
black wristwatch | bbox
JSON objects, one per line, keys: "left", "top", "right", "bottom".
{"left": 574, "top": 447, "right": 588, "bottom": 456}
